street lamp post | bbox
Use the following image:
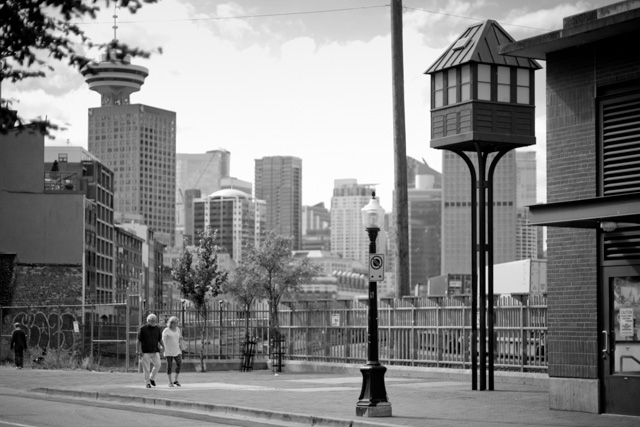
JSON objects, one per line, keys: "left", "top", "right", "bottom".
{"left": 356, "top": 192, "right": 392, "bottom": 418}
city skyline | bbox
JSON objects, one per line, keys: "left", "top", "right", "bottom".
{"left": 4, "top": 1, "right": 619, "bottom": 211}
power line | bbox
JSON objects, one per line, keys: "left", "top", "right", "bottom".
{"left": 403, "top": 5, "right": 553, "bottom": 32}
{"left": 75, "top": 3, "right": 553, "bottom": 33}
{"left": 75, "top": 4, "right": 389, "bottom": 25}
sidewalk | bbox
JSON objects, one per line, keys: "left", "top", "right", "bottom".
{"left": 0, "top": 365, "right": 638, "bottom": 427}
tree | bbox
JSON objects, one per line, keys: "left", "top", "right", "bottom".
{"left": 224, "top": 255, "right": 265, "bottom": 343}
{"left": 171, "top": 227, "right": 228, "bottom": 372}
{"left": 240, "top": 231, "right": 321, "bottom": 343}
{"left": 1, "top": 0, "right": 159, "bottom": 134}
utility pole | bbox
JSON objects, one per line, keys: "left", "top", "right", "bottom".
{"left": 391, "top": 0, "right": 410, "bottom": 297}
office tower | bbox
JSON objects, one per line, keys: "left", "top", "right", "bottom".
{"left": 254, "top": 156, "right": 302, "bottom": 250}
{"left": 441, "top": 151, "right": 516, "bottom": 274}
{"left": 331, "top": 179, "right": 382, "bottom": 266}
{"left": 176, "top": 150, "right": 230, "bottom": 238}
{"left": 45, "top": 146, "right": 116, "bottom": 304}
{"left": 408, "top": 163, "right": 442, "bottom": 293}
{"left": 193, "top": 189, "right": 266, "bottom": 261}
{"left": 515, "top": 150, "right": 540, "bottom": 260}
{"left": 302, "top": 202, "right": 331, "bottom": 251}
{"left": 83, "top": 50, "right": 176, "bottom": 247}
{"left": 182, "top": 189, "right": 201, "bottom": 244}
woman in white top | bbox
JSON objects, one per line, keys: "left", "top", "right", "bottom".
{"left": 162, "top": 316, "right": 183, "bottom": 387}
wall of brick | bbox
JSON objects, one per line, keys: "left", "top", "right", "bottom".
{"left": 544, "top": 32, "right": 640, "bottom": 380}
{"left": 10, "top": 264, "right": 82, "bottom": 306}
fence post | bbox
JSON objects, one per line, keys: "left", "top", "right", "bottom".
{"left": 344, "top": 300, "right": 351, "bottom": 363}
{"left": 520, "top": 295, "right": 528, "bottom": 372}
{"left": 126, "top": 298, "right": 130, "bottom": 372}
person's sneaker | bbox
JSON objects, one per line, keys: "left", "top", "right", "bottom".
{"left": 173, "top": 381, "right": 181, "bottom": 387}
{"left": 168, "top": 382, "right": 174, "bottom": 387}
{"left": 146, "top": 384, "right": 151, "bottom": 388}
{"left": 150, "top": 379, "right": 156, "bottom": 387}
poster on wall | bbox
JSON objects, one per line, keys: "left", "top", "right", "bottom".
{"left": 613, "top": 276, "right": 640, "bottom": 342}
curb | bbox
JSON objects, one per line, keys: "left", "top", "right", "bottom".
{"left": 31, "top": 388, "right": 399, "bottom": 427}
{"left": 282, "top": 361, "right": 549, "bottom": 387}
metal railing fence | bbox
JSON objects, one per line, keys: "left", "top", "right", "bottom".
{"left": 2, "top": 294, "right": 546, "bottom": 372}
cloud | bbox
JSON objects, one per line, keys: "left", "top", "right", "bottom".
{"left": 7, "top": 0, "right": 578, "bottom": 211}
{"left": 503, "top": 1, "right": 595, "bottom": 35}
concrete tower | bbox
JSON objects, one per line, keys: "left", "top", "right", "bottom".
{"left": 83, "top": 47, "right": 176, "bottom": 248}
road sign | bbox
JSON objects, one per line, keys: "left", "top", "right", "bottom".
{"left": 369, "top": 254, "right": 385, "bottom": 281}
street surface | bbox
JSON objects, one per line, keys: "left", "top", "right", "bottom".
{"left": 0, "top": 389, "right": 247, "bottom": 427}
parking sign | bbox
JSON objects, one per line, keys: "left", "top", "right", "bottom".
{"left": 369, "top": 254, "right": 384, "bottom": 281}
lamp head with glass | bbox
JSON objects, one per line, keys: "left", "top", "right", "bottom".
{"left": 361, "top": 191, "right": 385, "bottom": 230}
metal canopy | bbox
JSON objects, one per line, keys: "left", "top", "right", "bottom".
{"left": 528, "top": 193, "right": 640, "bottom": 228}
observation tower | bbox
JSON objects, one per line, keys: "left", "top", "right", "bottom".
{"left": 81, "top": 51, "right": 149, "bottom": 106}
{"left": 81, "top": 10, "right": 148, "bottom": 107}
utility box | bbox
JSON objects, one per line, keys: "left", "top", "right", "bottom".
{"left": 492, "top": 259, "right": 547, "bottom": 294}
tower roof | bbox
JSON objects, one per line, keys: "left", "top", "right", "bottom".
{"left": 425, "top": 20, "right": 541, "bottom": 74}
{"left": 82, "top": 50, "right": 149, "bottom": 106}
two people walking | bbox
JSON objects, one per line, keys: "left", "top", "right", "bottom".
{"left": 136, "top": 313, "right": 184, "bottom": 388}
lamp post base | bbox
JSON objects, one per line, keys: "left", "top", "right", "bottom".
{"left": 356, "top": 364, "right": 392, "bottom": 417}
{"left": 356, "top": 402, "right": 392, "bottom": 417}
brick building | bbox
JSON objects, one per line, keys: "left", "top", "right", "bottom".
{"left": 502, "top": 0, "right": 640, "bottom": 416}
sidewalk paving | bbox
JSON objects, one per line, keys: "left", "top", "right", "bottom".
{"left": 0, "top": 366, "right": 639, "bottom": 427}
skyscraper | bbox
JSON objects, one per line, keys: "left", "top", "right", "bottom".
{"left": 407, "top": 160, "right": 442, "bottom": 292}
{"left": 330, "top": 179, "right": 380, "bottom": 266}
{"left": 254, "top": 156, "right": 302, "bottom": 250}
{"left": 441, "top": 151, "right": 516, "bottom": 274}
{"left": 515, "top": 150, "right": 540, "bottom": 260}
{"left": 83, "top": 50, "right": 176, "bottom": 247}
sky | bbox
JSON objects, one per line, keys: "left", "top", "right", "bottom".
{"left": 5, "top": 0, "right": 622, "bottom": 211}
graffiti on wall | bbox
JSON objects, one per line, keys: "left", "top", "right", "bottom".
{"left": 10, "top": 309, "right": 80, "bottom": 350}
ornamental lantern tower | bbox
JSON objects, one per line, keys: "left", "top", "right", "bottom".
{"left": 425, "top": 20, "right": 541, "bottom": 391}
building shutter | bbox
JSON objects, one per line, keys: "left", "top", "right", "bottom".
{"left": 601, "top": 92, "right": 640, "bottom": 260}
{"left": 601, "top": 94, "right": 640, "bottom": 195}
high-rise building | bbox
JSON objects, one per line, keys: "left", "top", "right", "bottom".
{"left": 45, "top": 146, "right": 116, "bottom": 304}
{"left": 441, "top": 151, "right": 517, "bottom": 274}
{"left": 193, "top": 189, "right": 266, "bottom": 262}
{"left": 408, "top": 165, "right": 442, "bottom": 293}
{"left": 515, "top": 150, "right": 540, "bottom": 260}
{"left": 254, "top": 156, "right": 302, "bottom": 250}
{"left": 302, "top": 203, "right": 331, "bottom": 251}
{"left": 330, "top": 179, "right": 382, "bottom": 266}
{"left": 176, "top": 150, "right": 230, "bottom": 237}
{"left": 83, "top": 50, "right": 176, "bottom": 247}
